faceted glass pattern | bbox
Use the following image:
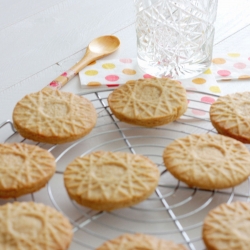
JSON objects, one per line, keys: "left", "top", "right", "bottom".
{"left": 135, "top": 0, "right": 218, "bottom": 79}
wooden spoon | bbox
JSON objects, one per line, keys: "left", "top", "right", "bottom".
{"left": 43, "top": 35, "right": 120, "bottom": 91}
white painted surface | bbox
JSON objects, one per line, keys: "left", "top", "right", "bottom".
{"left": 0, "top": 0, "right": 250, "bottom": 249}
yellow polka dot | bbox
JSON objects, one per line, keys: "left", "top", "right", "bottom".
{"left": 192, "top": 78, "right": 206, "bottom": 84}
{"left": 88, "top": 61, "right": 96, "bottom": 66}
{"left": 102, "top": 63, "right": 115, "bottom": 69}
{"left": 212, "top": 58, "right": 226, "bottom": 64}
{"left": 209, "top": 86, "right": 221, "bottom": 93}
{"left": 239, "top": 75, "right": 250, "bottom": 79}
{"left": 85, "top": 70, "right": 98, "bottom": 76}
{"left": 87, "top": 82, "right": 101, "bottom": 86}
{"left": 122, "top": 69, "right": 136, "bottom": 75}
{"left": 228, "top": 53, "right": 240, "bottom": 57}
{"left": 203, "top": 68, "right": 212, "bottom": 74}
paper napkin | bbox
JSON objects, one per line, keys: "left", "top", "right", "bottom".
{"left": 212, "top": 53, "right": 250, "bottom": 81}
{"left": 79, "top": 58, "right": 221, "bottom": 95}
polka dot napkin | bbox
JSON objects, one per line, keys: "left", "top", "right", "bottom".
{"left": 212, "top": 53, "right": 250, "bottom": 80}
{"left": 79, "top": 58, "right": 221, "bottom": 95}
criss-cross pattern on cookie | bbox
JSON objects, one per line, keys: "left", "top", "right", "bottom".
{"left": 0, "top": 202, "right": 72, "bottom": 249}
{"left": 210, "top": 92, "right": 250, "bottom": 138}
{"left": 0, "top": 143, "right": 55, "bottom": 189}
{"left": 109, "top": 78, "right": 186, "bottom": 118}
{"left": 203, "top": 202, "right": 250, "bottom": 249}
{"left": 64, "top": 151, "right": 159, "bottom": 201}
{"left": 164, "top": 134, "right": 250, "bottom": 189}
{"left": 13, "top": 90, "right": 96, "bottom": 137}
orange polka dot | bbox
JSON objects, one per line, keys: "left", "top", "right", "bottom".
{"left": 209, "top": 86, "right": 221, "bottom": 93}
{"left": 228, "top": 53, "right": 240, "bottom": 57}
{"left": 85, "top": 70, "right": 98, "bottom": 76}
{"left": 122, "top": 69, "right": 136, "bottom": 75}
{"left": 102, "top": 63, "right": 115, "bottom": 69}
{"left": 212, "top": 58, "right": 226, "bottom": 64}
{"left": 88, "top": 61, "right": 96, "bottom": 66}
{"left": 192, "top": 78, "right": 206, "bottom": 84}
{"left": 203, "top": 68, "right": 212, "bottom": 74}
{"left": 87, "top": 82, "right": 101, "bottom": 86}
{"left": 239, "top": 75, "right": 250, "bottom": 79}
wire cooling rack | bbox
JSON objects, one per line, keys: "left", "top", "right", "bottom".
{"left": 1, "top": 89, "right": 250, "bottom": 250}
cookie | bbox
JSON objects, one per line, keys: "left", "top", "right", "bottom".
{"left": 163, "top": 134, "right": 250, "bottom": 189}
{"left": 96, "top": 233, "right": 186, "bottom": 250}
{"left": 0, "top": 143, "right": 56, "bottom": 198}
{"left": 0, "top": 202, "right": 73, "bottom": 249}
{"left": 64, "top": 151, "right": 160, "bottom": 211}
{"left": 210, "top": 92, "right": 250, "bottom": 143}
{"left": 108, "top": 78, "right": 187, "bottom": 127}
{"left": 13, "top": 89, "right": 97, "bottom": 144}
{"left": 202, "top": 201, "right": 250, "bottom": 250}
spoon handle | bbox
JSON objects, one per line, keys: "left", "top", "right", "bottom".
{"left": 42, "top": 49, "right": 96, "bottom": 91}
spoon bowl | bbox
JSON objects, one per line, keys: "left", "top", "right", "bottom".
{"left": 88, "top": 35, "right": 120, "bottom": 55}
{"left": 44, "top": 35, "right": 120, "bottom": 91}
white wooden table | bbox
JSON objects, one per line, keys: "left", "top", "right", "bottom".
{"left": 0, "top": 1, "right": 250, "bottom": 249}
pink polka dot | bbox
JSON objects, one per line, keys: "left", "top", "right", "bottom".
{"left": 248, "top": 57, "right": 250, "bottom": 61}
{"left": 143, "top": 74, "right": 153, "bottom": 78}
{"left": 201, "top": 96, "right": 216, "bottom": 104}
{"left": 234, "top": 62, "right": 246, "bottom": 69}
{"left": 119, "top": 58, "right": 132, "bottom": 63}
{"left": 105, "top": 75, "right": 119, "bottom": 81}
{"left": 217, "top": 70, "right": 231, "bottom": 77}
{"left": 192, "top": 109, "right": 206, "bottom": 116}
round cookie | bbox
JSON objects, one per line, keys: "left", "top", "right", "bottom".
{"left": 210, "top": 92, "right": 250, "bottom": 143}
{"left": 203, "top": 201, "right": 250, "bottom": 250}
{"left": 0, "top": 143, "right": 56, "bottom": 198}
{"left": 96, "top": 233, "right": 186, "bottom": 250}
{"left": 0, "top": 202, "right": 73, "bottom": 249}
{"left": 64, "top": 151, "right": 160, "bottom": 211}
{"left": 163, "top": 134, "right": 250, "bottom": 190}
{"left": 108, "top": 78, "right": 187, "bottom": 127}
{"left": 13, "top": 89, "right": 97, "bottom": 144}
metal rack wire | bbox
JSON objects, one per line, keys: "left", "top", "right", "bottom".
{"left": 1, "top": 89, "right": 250, "bottom": 250}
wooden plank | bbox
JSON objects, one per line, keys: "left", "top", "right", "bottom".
{"left": 0, "top": 0, "right": 135, "bottom": 90}
{"left": 215, "top": 0, "right": 250, "bottom": 44}
{"left": 0, "top": 0, "right": 65, "bottom": 30}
